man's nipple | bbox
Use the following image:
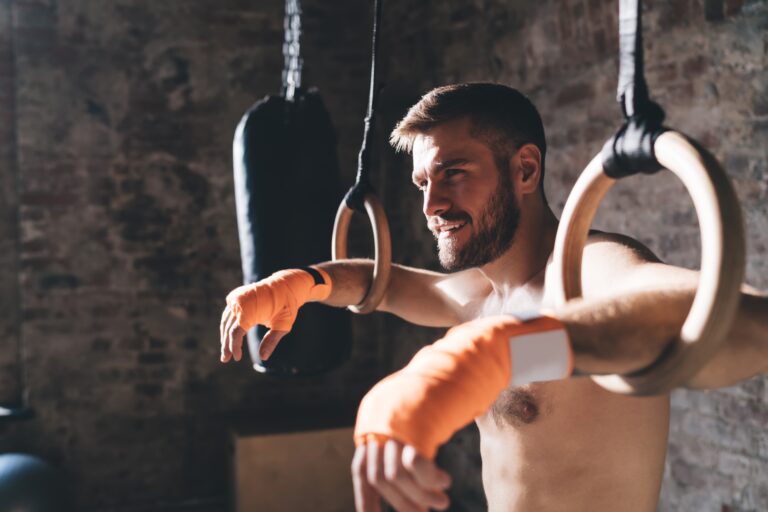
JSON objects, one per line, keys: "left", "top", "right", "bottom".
{"left": 491, "top": 388, "right": 540, "bottom": 427}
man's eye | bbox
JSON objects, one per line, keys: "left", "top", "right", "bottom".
{"left": 445, "top": 169, "right": 464, "bottom": 178}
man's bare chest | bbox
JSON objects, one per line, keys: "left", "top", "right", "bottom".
{"left": 470, "top": 286, "right": 553, "bottom": 426}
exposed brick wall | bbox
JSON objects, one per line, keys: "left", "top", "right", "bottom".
{"left": 0, "top": 0, "right": 376, "bottom": 509}
{"left": 1, "top": 0, "right": 765, "bottom": 510}
{"left": 0, "top": 0, "right": 21, "bottom": 404}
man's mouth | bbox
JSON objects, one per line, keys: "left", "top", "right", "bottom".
{"left": 435, "top": 221, "right": 468, "bottom": 239}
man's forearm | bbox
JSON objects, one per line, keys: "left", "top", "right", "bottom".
{"left": 559, "top": 287, "right": 768, "bottom": 388}
{"left": 315, "top": 260, "right": 461, "bottom": 327}
{"left": 316, "top": 259, "right": 373, "bottom": 308}
{"left": 559, "top": 288, "right": 693, "bottom": 376}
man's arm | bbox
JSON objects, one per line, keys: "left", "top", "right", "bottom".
{"left": 220, "top": 259, "right": 478, "bottom": 363}
{"left": 556, "top": 286, "right": 768, "bottom": 387}
{"left": 317, "top": 259, "right": 485, "bottom": 327}
{"left": 568, "top": 234, "right": 768, "bottom": 388}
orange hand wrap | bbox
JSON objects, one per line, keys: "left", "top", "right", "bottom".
{"left": 226, "top": 267, "right": 332, "bottom": 332}
{"left": 354, "top": 315, "right": 572, "bottom": 459}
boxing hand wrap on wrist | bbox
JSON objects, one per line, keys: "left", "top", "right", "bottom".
{"left": 354, "top": 314, "right": 573, "bottom": 460}
{"left": 508, "top": 314, "right": 572, "bottom": 387}
{"left": 226, "top": 267, "right": 332, "bottom": 332}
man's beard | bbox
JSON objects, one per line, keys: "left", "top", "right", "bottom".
{"left": 435, "top": 176, "right": 520, "bottom": 272}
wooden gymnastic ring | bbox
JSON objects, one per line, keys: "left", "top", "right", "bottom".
{"left": 332, "top": 193, "right": 392, "bottom": 314}
{"left": 552, "top": 131, "right": 745, "bottom": 396}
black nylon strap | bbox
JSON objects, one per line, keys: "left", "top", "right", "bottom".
{"left": 602, "top": 0, "right": 668, "bottom": 179}
{"left": 344, "top": 0, "right": 383, "bottom": 212}
{"left": 299, "top": 266, "right": 326, "bottom": 286}
{"left": 616, "top": 0, "right": 649, "bottom": 119}
{"left": 601, "top": 112, "right": 667, "bottom": 178}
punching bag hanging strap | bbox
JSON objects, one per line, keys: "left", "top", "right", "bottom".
{"left": 343, "top": 0, "right": 383, "bottom": 212}
{"left": 282, "top": 0, "right": 302, "bottom": 101}
{"left": 601, "top": 0, "right": 668, "bottom": 178}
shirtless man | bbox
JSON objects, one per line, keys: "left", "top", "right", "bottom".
{"left": 219, "top": 83, "right": 768, "bottom": 512}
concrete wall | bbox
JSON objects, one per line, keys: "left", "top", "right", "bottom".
{"left": 0, "top": 0, "right": 765, "bottom": 510}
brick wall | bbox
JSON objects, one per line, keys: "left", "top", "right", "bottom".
{"left": 0, "top": 0, "right": 765, "bottom": 510}
{"left": 0, "top": 0, "right": 21, "bottom": 405}
{"left": 0, "top": 0, "right": 376, "bottom": 509}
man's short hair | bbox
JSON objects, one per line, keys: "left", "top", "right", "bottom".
{"left": 390, "top": 83, "right": 547, "bottom": 188}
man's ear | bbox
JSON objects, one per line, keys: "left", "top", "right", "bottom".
{"left": 513, "top": 144, "right": 542, "bottom": 194}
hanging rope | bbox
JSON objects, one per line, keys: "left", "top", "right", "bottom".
{"left": 282, "top": 0, "right": 302, "bottom": 101}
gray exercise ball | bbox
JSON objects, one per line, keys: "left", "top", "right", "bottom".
{"left": 0, "top": 453, "right": 71, "bottom": 511}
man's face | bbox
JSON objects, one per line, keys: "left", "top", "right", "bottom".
{"left": 411, "top": 118, "right": 520, "bottom": 271}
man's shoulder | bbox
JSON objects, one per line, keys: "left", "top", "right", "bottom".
{"left": 583, "top": 229, "right": 662, "bottom": 266}
{"left": 545, "top": 230, "right": 664, "bottom": 300}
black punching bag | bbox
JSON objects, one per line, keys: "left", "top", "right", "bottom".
{"left": 232, "top": 88, "right": 351, "bottom": 375}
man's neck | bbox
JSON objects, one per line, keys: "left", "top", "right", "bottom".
{"left": 478, "top": 203, "right": 558, "bottom": 296}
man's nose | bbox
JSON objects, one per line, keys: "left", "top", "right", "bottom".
{"left": 423, "top": 182, "right": 451, "bottom": 217}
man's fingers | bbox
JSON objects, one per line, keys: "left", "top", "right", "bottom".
{"left": 220, "top": 307, "right": 232, "bottom": 363}
{"left": 366, "top": 441, "right": 422, "bottom": 512}
{"left": 224, "top": 313, "right": 241, "bottom": 362}
{"left": 383, "top": 441, "right": 449, "bottom": 510}
{"left": 402, "top": 445, "right": 452, "bottom": 491}
{"left": 220, "top": 307, "right": 284, "bottom": 364}
{"left": 352, "top": 445, "right": 381, "bottom": 512}
{"left": 230, "top": 325, "right": 246, "bottom": 361}
{"left": 260, "top": 330, "right": 289, "bottom": 360}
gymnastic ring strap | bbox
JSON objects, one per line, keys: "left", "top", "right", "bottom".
{"left": 601, "top": 0, "right": 668, "bottom": 179}
{"left": 332, "top": 0, "right": 391, "bottom": 314}
{"left": 345, "top": 0, "right": 383, "bottom": 213}
{"left": 552, "top": 132, "right": 745, "bottom": 396}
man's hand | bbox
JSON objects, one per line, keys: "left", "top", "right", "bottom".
{"left": 219, "top": 267, "right": 332, "bottom": 363}
{"left": 352, "top": 439, "right": 451, "bottom": 512}
{"left": 219, "top": 305, "right": 289, "bottom": 362}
